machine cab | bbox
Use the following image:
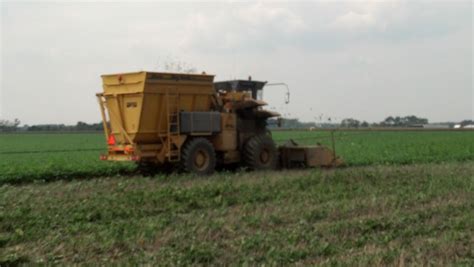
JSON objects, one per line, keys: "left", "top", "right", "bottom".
{"left": 214, "top": 77, "right": 267, "bottom": 100}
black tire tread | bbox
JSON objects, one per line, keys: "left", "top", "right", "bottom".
{"left": 181, "top": 138, "right": 216, "bottom": 175}
{"left": 243, "top": 134, "right": 277, "bottom": 170}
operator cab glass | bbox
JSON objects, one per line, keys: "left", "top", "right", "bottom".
{"left": 256, "top": 89, "right": 263, "bottom": 100}
{"left": 214, "top": 79, "right": 267, "bottom": 100}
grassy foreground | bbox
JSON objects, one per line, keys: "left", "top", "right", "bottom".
{"left": 1, "top": 162, "right": 473, "bottom": 265}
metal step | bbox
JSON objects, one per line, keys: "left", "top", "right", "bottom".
{"left": 166, "top": 91, "right": 180, "bottom": 162}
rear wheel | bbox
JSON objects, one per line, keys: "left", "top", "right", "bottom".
{"left": 181, "top": 138, "right": 216, "bottom": 175}
{"left": 243, "top": 134, "right": 277, "bottom": 170}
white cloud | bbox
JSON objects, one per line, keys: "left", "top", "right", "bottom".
{"left": 0, "top": 1, "right": 472, "bottom": 124}
{"left": 179, "top": 1, "right": 470, "bottom": 54}
{"left": 178, "top": 2, "right": 307, "bottom": 52}
{"left": 236, "top": 2, "right": 307, "bottom": 33}
{"left": 332, "top": 10, "right": 377, "bottom": 31}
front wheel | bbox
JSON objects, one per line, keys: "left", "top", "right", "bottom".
{"left": 181, "top": 138, "right": 216, "bottom": 175}
{"left": 243, "top": 134, "right": 277, "bottom": 170}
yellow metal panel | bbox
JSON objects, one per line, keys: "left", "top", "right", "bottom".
{"left": 211, "top": 131, "right": 237, "bottom": 151}
{"left": 211, "top": 113, "right": 237, "bottom": 151}
{"left": 222, "top": 113, "right": 237, "bottom": 130}
{"left": 105, "top": 95, "right": 126, "bottom": 144}
{"left": 102, "top": 71, "right": 146, "bottom": 85}
{"left": 120, "top": 94, "right": 142, "bottom": 134}
{"left": 102, "top": 72, "right": 146, "bottom": 95}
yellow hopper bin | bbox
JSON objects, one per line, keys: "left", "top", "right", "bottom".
{"left": 97, "top": 71, "right": 216, "bottom": 162}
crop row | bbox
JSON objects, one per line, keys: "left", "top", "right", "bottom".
{"left": 0, "top": 131, "right": 473, "bottom": 184}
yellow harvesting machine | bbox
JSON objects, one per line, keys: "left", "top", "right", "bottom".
{"left": 97, "top": 71, "right": 341, "bottom": 174}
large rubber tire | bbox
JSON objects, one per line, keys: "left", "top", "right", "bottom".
{"left": 181, "top": 138, "right": 216, "bottom": 175}
{"left": 243, "top": 134, "right": 278, "bottom": 171}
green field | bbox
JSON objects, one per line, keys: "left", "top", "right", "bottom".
{"left": 1, "top": 131, "right": 473, "bottom": 265}
{"left": 1, "top": 163, "right": 473, "bottom": 265}
{"left": 0, "top": 131, "right": 473, "bottom": 184}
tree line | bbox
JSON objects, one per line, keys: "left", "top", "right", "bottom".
{"left": 1, "top": 116, "right": 472, "bottom": 132}
{"left": 270, "top": 115, "right": 445, "bottom": 129}
{"left": 340, "top": 115, "right": 429, "bottom": 128}
{"left": 0, "top": 120, "right": 103, "bottom": 132}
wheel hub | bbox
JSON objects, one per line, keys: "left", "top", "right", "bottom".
{"left": 260, "top": 149, "right": 270, "bottom": 163}
{"left": 194, "top": 150, "right": 209, "bottom": 170}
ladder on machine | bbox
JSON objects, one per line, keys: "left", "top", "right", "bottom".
{"left": 166, "top": 90, "right": 180, "bottom": 162}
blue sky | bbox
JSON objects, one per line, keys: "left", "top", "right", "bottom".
{"left": 1, "top": 0, "right": 472, "bottom": 124}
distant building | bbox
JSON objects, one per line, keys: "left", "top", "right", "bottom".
{"left": 454, "top": 124, "right": 474, "bottom": 129}
{"left": 407, "top": 124, "right": 424, "bottom": 128}
{"left": 423, "top": 124, "right": 450, "bottom": 129}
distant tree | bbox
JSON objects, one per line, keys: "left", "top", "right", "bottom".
{"left": 156, "top": 57, "right": 198, "bottom": 74}
{"left": 28, "top": 124, "right": 67, "bottom": 131}
{"left": 267, "top": 118, "right": 316, "bottom": 129}
{"left": 26, "top": 122, "right": 103, "bottom": 132}
{"left": 403, "top": 115, "right": 428, "bottom": 125}
{"left": 76, "top": 121, "right": 89, "bottom": 131}
{"left": 0, "top": 119, "right": 20, "bottom": 132}
{"left": 360, "top": 121, "right": 369, "bottom": 128}
{"left": 460, "top": 120, "right": 473, "bottom": 127}
{"left": 381, "top": 116, "right": 395, "bottom": 126}
{"left": 74, "top": 121, "right": 103, "bottom": 131}
{"left": 164, "top": 61, "right": 197, "bottom": 74}
{"left": 341, "top": 118, "right": 360, "bottom": 128}
{"left": 380, "top": 115, "right": 428, "bottom": 127}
